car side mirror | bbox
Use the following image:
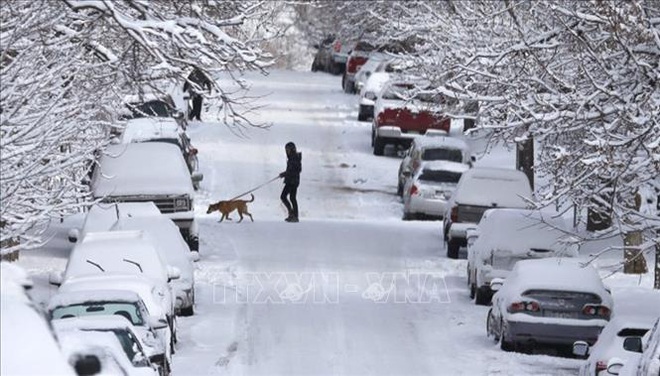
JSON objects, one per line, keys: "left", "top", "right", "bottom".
{"left": 623, "top": 337, "right": 643, "bottom": 353}
{"left": 188, "top": 251, "right": 200, "bottom": 262}
{"left": 191, "top": 172, "right": 204, "bottom": 182}
{"left": 572, "top": 340, "right": 589, "bottom": 358}
{"left": 606, "top": 357, "right": 624, "bottom": 376}
{"left": 73, "top": 355, "right": 102, "bottom": 376}
{"left": 167, "top": 266, "right": 181, "bottom": 281}
{"left": 68, "top": 228, "right": 80, "bottom": 243}
{"left": 49, "top": 271, "right": 63, "bottom": 286}
{"left": 148, "top": 316, "right": 169, "bottom": 330}
{"left": 490, "top": 278, "right": 504, "bottom": 292}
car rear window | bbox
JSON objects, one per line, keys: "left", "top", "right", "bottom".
{"left": 422, "top": 148, "right": 463, "bottom": 163}
{"left": 523, "top": 289, "right": 601, "bottom": 309}
{"left": 419, "top": 170, "right": 462, "bottom": 184}
{"left": 51, "top": 302, "right": 144, "bottom": 326}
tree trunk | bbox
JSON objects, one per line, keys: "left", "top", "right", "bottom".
{"left": 516, "top": 135, "right": 534, "bottom": 191}
{"left": 623, "top": 193, "right": 647, "bottom": 274}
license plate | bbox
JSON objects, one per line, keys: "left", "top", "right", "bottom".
{"left": 545, "top": 311, "right": 578, "bottom": 319}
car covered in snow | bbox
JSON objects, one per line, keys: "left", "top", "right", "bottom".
{"left": 371, "top": 79, "right": 453, "bottom": 156}
{"left": 614, "top": 316, "right": 660, "bottom": 376}
{"left": 467, "top": 209, "right": 579, "bottom": 306}
{"left": 342, "top": 41, "right": 375, "bottom": 94}
{"left": 353, "top": 53, "right": 388, "bottom": 96}
{"left": 53, "top": 316, "right": 159, "bottom": 375}
{"left": 110, "top": 214, "right": 197, "bottom": 316}
{"left": 398, "top": 136, "right": 473, "bottom": 196}
{"left": 48, "top": 289, "right": 169, "bottom": 374}
{"left": 56, "top": 274, "right": 175, "bottom": 361}
{"left": 91, "top": 142, "right": 200, "bottom": 251}
{"left": 121, "top": 91, "right": 187, "bottom": 130}
{"left": 119, "top": 117, "right": 202, "bottom": 189}
{"left": 573, "top": 288, "right": 660, "bottom": 376}
{"left": 402, "top": 161, "right": 469, "bottom": 220}
{"left": 487, "top": 258, "right": 613, "bottom": 353}
{"left": 57, "top": 330, "right": 158, "bottom": 376}
{"left": 442, "top": 167, "right": 532, "bottom": 259}
{"left": 1, "top": 264, "right": 75, "bottom": 376}
{"left": 358, "top": 71, "right": 392, "bottom": 122}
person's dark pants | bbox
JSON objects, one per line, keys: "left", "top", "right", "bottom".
{"left": 189, "top": 95, "right": 203, "bottom": 121}
{"left": 280, "top": 183, "right": 298, "bottom": 218}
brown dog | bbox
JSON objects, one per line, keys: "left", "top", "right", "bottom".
{"left": 206, "top": 194, "right": 254, "bottom": 223}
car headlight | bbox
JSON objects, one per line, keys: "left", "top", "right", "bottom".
{"left": 174, "top": 198, "right": 189, "bottom": 209}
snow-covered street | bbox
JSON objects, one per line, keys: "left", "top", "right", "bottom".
{"left": 169, "top": 70, "right": 581, "bottom": 375}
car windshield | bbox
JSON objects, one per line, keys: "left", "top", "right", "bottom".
{"left": 418, "top": 170, "right": 462, "bottom": 184}
{"left": 125, "top": 100, "right": 172, "bottom": 119}
{"left": 51, "top": 302, "right": 144, "bottom": 326}
{"left": 422, "top": 148, "right": 464, "bottom": 163}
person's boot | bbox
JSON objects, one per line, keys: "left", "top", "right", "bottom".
{"left": 285, "top": 210, "right": 294, "bottom": 222}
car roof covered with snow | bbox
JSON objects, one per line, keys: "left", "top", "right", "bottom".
{"left": 1, "top": 293, "right": 75, "bottom": 375}
{"left": 120, "top": 117, "right": 182, "bottom": 144}
{"left": 80, "top": 202, "right": 162, "bottom": 236}
{"left": 59, "top": 274, "right": 165, "bottom": 319}
{"left": 418, "top": 161, "right": 470, "bottom": 174}
{"left": 362, "top": 72, "right": 391, "bottom": 95}
{"left": 48, "top": 289, "right": 143, "bottom": 311}
{"left": 499, "top": 258, "right": 612, "bottom": 304}
{"left": 473, "top": 209, "right": 578, "bottom": 258}
{"left": 92, "top": 143, "right": 193, "bottom": 197}
{"left": 413, "top": 136, "right": 470, "bottom": 151}
{"left": 452, "top": 167, "right": 532, "bottom": 208}
{"left": 63, "top": 231, "right": 168, "bottom": 283}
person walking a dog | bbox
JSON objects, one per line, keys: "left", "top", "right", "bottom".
{"left": 279, "top": 142, "right": 302, "bottom": 222}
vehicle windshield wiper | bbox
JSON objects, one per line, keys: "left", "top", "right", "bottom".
{"left": 86, "top": 259, "right": 105, "bottom": 272}
{"left": 122, "top": 258, "right": 143, "bottom": 273}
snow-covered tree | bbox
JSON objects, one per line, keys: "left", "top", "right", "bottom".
{"left": 1, "top": 0, "right": 279, "bottom": 254}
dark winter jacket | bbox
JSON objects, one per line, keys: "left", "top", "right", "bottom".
{"left": 284, "top": 152, "right": 302, "bottom": 186}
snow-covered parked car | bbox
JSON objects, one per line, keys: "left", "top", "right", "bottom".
{"left": 48, "top": 289, "right": 169, "bottom": 373}
{"left": 1, "top": 263, "right": 75, "bottom": 376}
{"left": 53, "top": 316, "right": 159, "bottom": 375}
{"left": 358, "top": 71, "right": 391, "bottom": 122}
{"left": 467, "top": 209, "right": 579, "bottom": 306}
{"left": 398, "top": 136, "right": 473, "bottom": 196}
{"left": 342, "top": 40, "right": 375, "bottom": 94}
{"left": 402, "top": 161, "right": 469, "bottom": 220}
{"left": 68, "top": 202, "right": 165, "bottom": 243}
{"left": 57, "top": 330, "right": 158, "bottom": 376}
{"left": 353, "top": 52, "right": 387, "bottom": 96}
{"left": 110, "top": 214, "right": 197, "bottom": 316}
{"left": 442, "top": 167, "right": 532, "bottom": 259}
{"left": 372, "top": 79, "right": 453, "bottom": 155}
{"left": 487, "top": 258, "right": 613, "bottom": 353}
{"left": 614, "top": 316, "right": 660, "bottom": 376}
{"left": 91, "top": 142, "right": 200, "bottom": 251}
{"left": 121, "top": 91, "right": 187, "bottom": 130}
{"left": 573, "top": 288, "right": 660, "bottom": 376}
{"left": 119, "top": 117, "right": 202, "bottom": 189}
{"left": 57, "top": 274, "right": 175, "bottom": 362}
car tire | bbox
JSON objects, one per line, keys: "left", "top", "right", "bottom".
{"left": 397, "top": 182, "right": 403, "bottom": 197}
{"left": 475, "top": 286, "right": 492, "bottom": 306}
{"left": 446, "top": 239, "right": 460, "bottom": 259}
{"left": 499, "top": 320, "right": 514, "bottom": 352}
{"left": 402, "top": 212, "right": 414, "bottom": 221}
{"left": 486, "top": 309, "right": 499, "bottom": 341}
{"left": 358, "top": 112, "right": 367, "bottom": 122}
{"left": 373, "top": 137, "right": 385, "bottom": 156}
{"left": 188, "top": 235, "right": 199, "bottom": 252}
{"left": 180, "top": 305, "right": 194, "bottom": 317}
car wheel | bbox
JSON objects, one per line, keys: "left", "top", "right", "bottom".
{"left": 371, "top": 128, "right": 375, "bottom": 147}
{"left": 397, "top": 182, "right": 403, "bottom": 197}
{"left": 486, "top": 309, "right": 499, "bottom": 341}
{"left": 402, "top": 212, "right": 414, "bottom": 221}
{"left": 188, "top": 235, "right": 199, "bottom": 252}
{"left": 373, "top": 137, "right": 385, "bottom": 156}
{"left": 180, "top": 305, "right": 194, "bottom": 317}
{"left": 358, "top": 112, "right": 367, "bottom": 122}
{"left": 446, "top": 239, "right": 460, "bottom": 259}
{"left": 475, "top": 286, "right": 492, "bottom": 306}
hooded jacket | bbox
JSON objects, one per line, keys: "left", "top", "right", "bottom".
{"left": 283, "top": 152, "right": 302, "bottom": 186}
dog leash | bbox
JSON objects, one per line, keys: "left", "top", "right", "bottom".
{"left": 227, "top": 175, "right": 281, "bottom": 201}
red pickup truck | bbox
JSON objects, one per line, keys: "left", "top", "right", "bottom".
{"left": 371, "top": 82, "right": 451, "bottom": 156}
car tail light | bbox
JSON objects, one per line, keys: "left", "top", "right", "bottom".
{"left": 508, "top": 301, "right": 540, "bottom": 313}
{"left": 595, "top": 361, "right": 607, "bottom": 372}
{"left": 333, "top": 40, "right": 341, "bottom": 53}
{"left": 450, "top": 206, "right": 458, "bottom": 222}
{"left": 582, "top": 304, "right": 611, "bottom": 319}
{"left": 410, "top": 185, "right": 419, "bottom": 196}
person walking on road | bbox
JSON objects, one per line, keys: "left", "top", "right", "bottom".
{"left": 183, "top": 67, "right": 212, "bottom": 121}
{"left": 279, "top": 142, "right": 302, "bottom": 222}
